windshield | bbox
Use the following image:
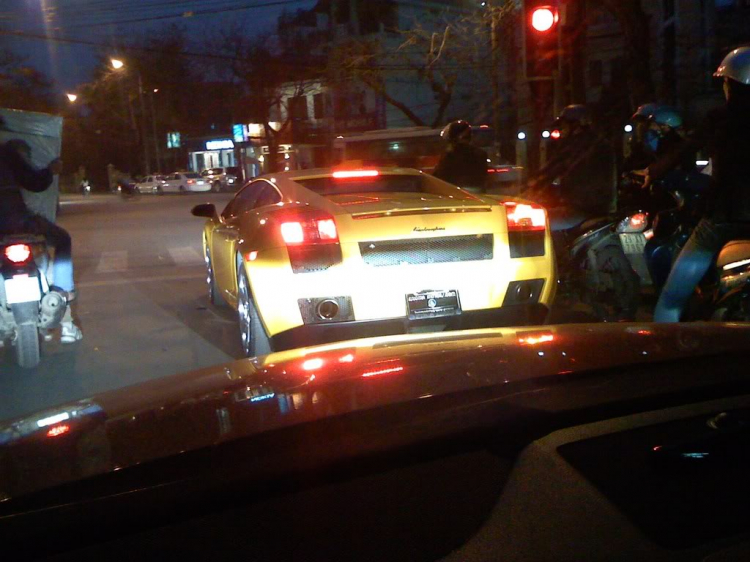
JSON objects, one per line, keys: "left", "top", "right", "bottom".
{"left": 2, "top": 0, "right": 749, "bottom": 548}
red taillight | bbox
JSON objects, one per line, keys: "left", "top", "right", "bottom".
{"left": 630, "top": 213, "right": 648, "bottom": 228}
{"left": 280, "top": 215, "right": 338, "bottom": 245}
{"left": 504, "top": 202, "right": 546, "bottom": 231}
{"left": 4, "top": 244, "right": 32, "bottom": 264}
{"left": 332, "top": 170, "right": 379, "bottom": 179}
{"left": 280, "top": 222, "right": 305, "bottom": 244}
{"left": 187, "top": 179, "right": 195, "bottom": 184}
{"left": 46, "top": 424, "right": 70, "bottom": 438}
{"left": 551, "top": 129, "right": 561, "bottom": 140}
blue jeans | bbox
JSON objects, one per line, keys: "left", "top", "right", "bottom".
{"left": 1, "top": 213, "right": 74, "bottom": 292}
{"left": 654, "top": 219, "right": 750, "bottom": 322}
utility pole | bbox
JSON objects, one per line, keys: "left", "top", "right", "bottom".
{"left": 149, "top": 90, "right": 161, "bottom": 173}
{"left": 489, "top": 1, "right": 502, "bottom": 163}
{"left": 137, "top": 73, "right": 150, "bottom": 175}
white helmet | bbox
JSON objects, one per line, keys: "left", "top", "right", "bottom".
{"left": 714, "top": 46, "right": 750, "bottom": 85}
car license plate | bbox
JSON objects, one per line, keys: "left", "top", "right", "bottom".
{"left": 4, "top": 275, "right": 42, "bottom": 305}
{"left": 406, "top": 290, "right": 461, "bottom": 320}
{"left": 619, "top": 233, "right": 647, "bottom": 255}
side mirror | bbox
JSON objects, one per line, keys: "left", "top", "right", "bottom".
{"left": 192, "top": 203, "right": 216, "bottom": 218}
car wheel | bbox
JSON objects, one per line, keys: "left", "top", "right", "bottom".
{"left": 212, "top": 181, "right": 221, "bottom": 193}
{"left": 156, "top": 186, "right": 164, "bottom": 195}
{"left": 205, "top": 245, "right": 227, "bottom": 307}
{"left": 237, "top": 266, "right": 272, "bottom": 358}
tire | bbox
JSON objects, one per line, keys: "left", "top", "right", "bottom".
{"left": 237, "top": 266, "right": 272, "bottom": 358}
{"left": 585, "top": 245, "right": 640, "bottom": 322}
{"left": 205, "top": 245, "right": 227, "bottom": 307}
{"left": 15, "top": 324, "right": 40, "bottom": 369}
{"left": 711, "top": 291, "right": 750, "bottom": 321}
{"left": 212, "top": 182, "right": 221, "bottom": 193}
{"left": 156, "top": 186, "right": 164, "bottom": 196}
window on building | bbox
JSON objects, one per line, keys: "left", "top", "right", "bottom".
{"left": 313, "top": 93, "right": 325, "bottom": 119}
{"left": 588, "top": 60, "right": 604, "bottom": 88}
{"left": 289, "top": 95, "right": 309, "bottom": 121}
{"left": 358, "top": 0, "right": 397, "bottom": 35}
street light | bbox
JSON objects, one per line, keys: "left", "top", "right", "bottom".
{"left": 66, "top": 93, "right": 78, "bottom": 103}
{"left": 111, "top": 58, "right": 124, "bottom": 70}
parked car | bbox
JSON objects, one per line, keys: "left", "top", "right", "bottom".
{"left": 201, "top": 167, "right": 241, "bottom": 192}
{"left": 161, "top": 172, "right": 211, "bottom": 193}
{"left": 135, "top": 175, "right": 166, "bottom": 195}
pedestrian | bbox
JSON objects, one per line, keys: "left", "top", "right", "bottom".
{"left": 433, "top": 120, "right": 488, "bottom": 191}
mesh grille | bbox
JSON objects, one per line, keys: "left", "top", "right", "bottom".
{"left": 359, "top": 235, "right": 493, "bottom": 267}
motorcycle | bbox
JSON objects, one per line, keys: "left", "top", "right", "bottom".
{"left": 1, "top": 235, "right": 68, "bottom": 368}
{"left": 80, "top": 179, "right": 91, "bottom": 196}
{"left": 118, "top": 180, "right": 139, "bottom": 200}
{"left": 618, "top": 170, "right": 710, "bottom": 295}
{"left": 527, "top": 184, "right": 640, "bottom": 322}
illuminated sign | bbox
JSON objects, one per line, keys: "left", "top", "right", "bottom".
{"left": 232, "top": 124, "right": 247, "bottom": 143}
{"left": 167, "top": 132, "right": 181, "bottom": 149}
{"left": 206, "top": 139, "right": 234, "bottom": 150}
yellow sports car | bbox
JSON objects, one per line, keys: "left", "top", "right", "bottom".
{"left": 192, "top": 167, "right": 556, "bottom": 357}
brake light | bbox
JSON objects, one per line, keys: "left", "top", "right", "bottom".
{"left": 332, "top": 170, "right": 379, "bottom": 179}
{"left": 46, "top": 424, "right": 70, "bottom": 438}
{"left": 187, "top": 179, "right": 195, "bottom": 184}
{"left": 551, "top": 129, "right": 561, "bottom": 140}
{"left": 518, "top": 333, "right": 555, "bottom": 345}
{"left": 4, "top": 244, "right": 32, "bottom": 264}
{"left": 281, "top": 222, "right": 305, "bottom": 244}
{"left": 504, "top": 202, "right": 546, "bottom": 231}
{"left": 280, "top": 215, "right": 338, "bottom": 245}
{"left": 629, "top": 213, "right": 648, "bottom": 228}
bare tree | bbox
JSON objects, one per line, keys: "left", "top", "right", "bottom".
{"left": 211, "top": 22, "right": 323, "bottom": 172}
{"left": 332, "top": 3, "right": 516, "bottom": 129}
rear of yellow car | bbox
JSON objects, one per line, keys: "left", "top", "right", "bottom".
{"left": 239, "top": 169, "right": 555, "bottom": 352}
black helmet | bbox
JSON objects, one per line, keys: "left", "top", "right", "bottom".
{"left": 441, "top": 120, "right": 472, "bottom": 143}
{"left": 556, "top": 104, "right": 592, "bottom": 127}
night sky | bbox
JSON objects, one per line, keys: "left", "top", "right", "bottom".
{"left": 2, "top": 0, "right": 317, "bottom": 92}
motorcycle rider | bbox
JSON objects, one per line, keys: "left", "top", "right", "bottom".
{"left": 433, "top": 120, "right": 488, "bottom": 191}
{"left": 0, "top": 136, "right": 83, "bottom": 342}
{"left": 645, "top": 47, "right": 750, "bottom": 322}
{"left": 527, "top": 104, "right": 617, "bottom": 230}
{"left": 623, "top": 103, "right": 661, "bottom": 173}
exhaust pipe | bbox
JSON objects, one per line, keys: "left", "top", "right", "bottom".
{"left": 316, "top": 299, "right": 340, "bottom": 320}
{"left": 39, "top": 291, "right": 66, "bottom": 328}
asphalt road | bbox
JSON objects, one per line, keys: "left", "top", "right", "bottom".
{"left": 0, "top": 192, "right": 622, "bottom": 422}
{"left": 0, "top": 193, "right": 240, "bottom": 422}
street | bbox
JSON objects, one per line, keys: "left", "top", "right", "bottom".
{"left": 0, "top": 192, "right": 623, "bottom": 423}
{"left": 0, "top": 193, "right": 240, "bottom": 422}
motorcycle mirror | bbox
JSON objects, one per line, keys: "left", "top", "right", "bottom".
{"left": 191, "top": 203, "right": 216, "bottom": 218}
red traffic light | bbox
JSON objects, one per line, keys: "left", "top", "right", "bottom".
{"left": 531, "top": 7, "right": 558, "bottom": 32}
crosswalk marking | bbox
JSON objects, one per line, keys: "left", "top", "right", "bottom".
{"left": 168, "top": 246, "right": 203, "bottom": 266}
{"left": 95, "top": 250, "right": 128, "bottom": 273}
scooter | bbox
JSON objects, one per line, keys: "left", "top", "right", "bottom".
{"left": 0, "top": 235, "right": 68, "bottom": 368}
{"left": 528, "top": 184, "right": 640, "bottom": 321}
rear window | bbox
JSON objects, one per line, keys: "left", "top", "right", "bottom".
{"left": 295, "top": 174, "right": 477, "bottom": 199}
{"left": 184, "top": 173, "right": 201, "bottom": 179}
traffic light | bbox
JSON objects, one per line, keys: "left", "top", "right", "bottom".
{"left": 524, "top": 0, "right": 560, "bottom": 80}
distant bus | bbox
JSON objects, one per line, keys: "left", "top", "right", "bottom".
{"left": 332, "top": 125, "right": 522, "bottom": 190}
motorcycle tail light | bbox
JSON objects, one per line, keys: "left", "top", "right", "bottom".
{"left": 4, "top": 244, "right": 32, "bottom": 264}
{"left": 617, "top": 212, "right": 649, "bottom": 234}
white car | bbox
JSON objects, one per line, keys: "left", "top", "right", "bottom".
{"left": 135, "top": 175, "right": 166, "bottom": 195}
{"left": 162, "top": 172, "right": 211, "bottom": 193}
